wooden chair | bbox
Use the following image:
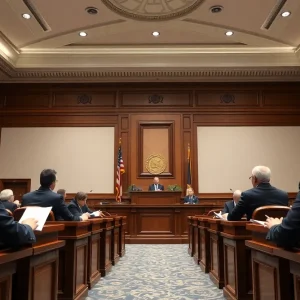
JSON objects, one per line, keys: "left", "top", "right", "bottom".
{"left": 13, "top": 207, "right": 55, "bottom": 221}
{"left": 252, "top": 205, "right": 290, "bottom": 221}
{"left": 5, "top": 209, "right": 13, "bottom": 216}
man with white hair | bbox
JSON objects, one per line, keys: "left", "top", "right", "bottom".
{"left": 148, "top": 177, "right": 164, "bottom": 191}
{"left": 222, "top": 190, "right": 241, "bottom": 214}
{"left": 225, "top": 166, "right": 289, "bottom": 221}
{"left": 0, "top": 189, "right": 18, "bottom": 213}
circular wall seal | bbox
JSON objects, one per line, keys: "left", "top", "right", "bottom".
{"left": 145, "top": 154, "right": 167, "bottom": 174}
{"left": 102, "top": 0, "right": 205, "bottom": 21}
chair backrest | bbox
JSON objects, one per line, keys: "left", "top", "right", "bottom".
{"left": 206, "top": 208, "right": 222, "bottom": 216}
{"left": 252, "top": 205, "right": 290, "bottom": 221}
{"left": 6, "top": 209, "right": 13, "bottom": 216}
{"left": 13, "top": 207, "right": 55, "bottom": 221}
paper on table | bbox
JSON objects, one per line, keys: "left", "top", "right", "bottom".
{"left": 214, "top": 211, "right": 225, "bottom": 220}
{"left": 250, "top": 219, "right": 266, "bottom": 226}
{"left": 19, "top": 206, "right": 52, "bottom": 231}
{"left": 90, "top": 210, "right": 101, "bottom": 217}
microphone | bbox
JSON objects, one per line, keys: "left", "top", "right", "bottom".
{"left": 230, "top": 188, "right": 233, "bottom": 192}
{"left": 90, "top": 190, "right": 93, "bottom": 192}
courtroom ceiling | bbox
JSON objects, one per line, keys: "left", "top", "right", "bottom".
{"left": 0, "top": 0, "right": 300, "bottom": 82}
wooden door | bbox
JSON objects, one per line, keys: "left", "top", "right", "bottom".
{"left": 0, "top": 179, "right": 31, "bottom": 201}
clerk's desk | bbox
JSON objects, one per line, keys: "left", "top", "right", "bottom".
{"left": 130, "top": 191, "right": 181, "bottom": 205}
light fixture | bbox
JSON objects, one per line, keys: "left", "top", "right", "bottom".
{"left": 281, "top": 11, "right": 291, "bottom": 17}
{"left": 210, "top": 5, "right": 223, "bottom": 13}
{"left": 79, "top": 32, "right": 87, "bottom": 37}
{"left": 86, "top": 7, "right": 98, "bottom": 15}
{"left": 22, "top": 13, "right": 31, "bottom": 19}
{"left": 225, "top": 31, "right": 234, "bottom": 36}
{"left": 152, "top": 31, "right": 160, "bottom": 37}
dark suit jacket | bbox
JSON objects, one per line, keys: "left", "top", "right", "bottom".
{"left": 183, "top": 195, "right": 199, "bottom": 204}
{"left": 1, "top": 200, "right": 17, "bottom": 213}
{"left": 68, "top": 199, "right": 93, "bottom": 217}
{"left": 227, "top": 183, "right": 289, "bottom": 221}
{"left": 148, "top": 184, "right": 164, "bottom": 191}
{"left": 266, "top": 191, "right": 300, "bottom": 248}
{"left": 222, "top": 200, "right": 235, "bottom": 214}
{"left": 0, "top": 201, "right": 36, "bottom": 248}
{"left": 22, "top": 187, "right": 81, "bottom": 221}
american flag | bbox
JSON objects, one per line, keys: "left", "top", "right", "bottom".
{"left": 116, "top": 141, "right": 125, "bottom": 202}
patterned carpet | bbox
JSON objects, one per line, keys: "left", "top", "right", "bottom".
{"left": 86, "top": 244, "right": 225, "bottom": 300}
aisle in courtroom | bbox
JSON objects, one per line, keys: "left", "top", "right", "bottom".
{"left": 86, "top": 244, "right": 225, "bottom": 300}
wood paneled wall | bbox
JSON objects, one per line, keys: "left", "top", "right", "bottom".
{"left": 0, "top": 82, "right": 300, "bottom": 201}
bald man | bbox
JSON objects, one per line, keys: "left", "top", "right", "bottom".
{"left": 222, "top": 190, "right": 241, "bottom": 214}
{"left": 224, "top": 166, "right": 288, "bottom": 221}
{"left": 148, "top": 177, "right": 164, "bottom": 191}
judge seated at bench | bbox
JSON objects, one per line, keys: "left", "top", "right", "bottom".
{"left": 68, "top": 192, "right": 104, "bottom": 218}
{"left": 0, "top": 189, "right": 19, "bottom": 213}
{"left": 223, "top": 166, "right": 288, "bottom": 221}
{"left": 148, "top": 177, "right": 164, "bottom": 191}
{"left": 184, "top": 188, "right": 199, "bottom": 204}
{"left": 222, "top": 190, "right": 241, "bottom": 214}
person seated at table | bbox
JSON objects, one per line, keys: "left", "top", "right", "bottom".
{"left": 184, "top": 188, "right": 199, "bottom": 204}
{"left": 265, "top": 188, "right": 300, "bottom": 248}
{"left": 0, "top": 189, "right": 19, "bottom": 213}
{"left": 0, "top": 201, "right": 38, "bottom": 248}
{"left": 223, "top": 166, "right": 288, "bottom": 221}
{"left": 68, "top": 192, "right": 104, "bottom": 218}
{"left": 222, "top": 190, "right": 241, "bottom": 214}
{"left": 148, "top": 177, "right": 164, "bottom": 191}
{"left": 22, "top": 169, "right": 89, "bottom": 221}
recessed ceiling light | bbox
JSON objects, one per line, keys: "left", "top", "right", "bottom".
{"left": 152, "top": 31, "right": 160, "bottom": 37}
{"left": 210, "top": 5, "right": 223, "bottom": 13}
{"left": 225, "top": 31, "right": 234, "bottom": 36}
{"left": 79, "top": 32, "right": 87, "bottom": 37}
{"left": 22, "top": 13, "right": 31, "bottom": 19}
{"left": 86, "top": 7, "right": 98, "bottom": 15}
{"left": 281, "top": 11, "right": 291, "bottom": 17}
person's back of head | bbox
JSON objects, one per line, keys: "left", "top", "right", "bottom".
{"left": 0, "top": 189, "right": 14, "bottom": 201}
{"left": 57, "top": 189, "right": 66, "bottom": 200}
{"left": 40, "top": 169, "right": 57, "bottom": 190}
{"left": 251, "top": 166, "right": 271, "bottom": 187}
{"left": 233, "top": 190, "right": 241, "bottom": 203}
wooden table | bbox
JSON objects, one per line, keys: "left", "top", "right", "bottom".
{"left": 118, "top": 216, "right": 127, "bottom": 257}
{"left": 208, "top": 219, "right": 224, "bottom": 288}
{"left": 187, "top": 216, "right": 194, "bottom": 256}
{"left": 111, "top": 216, "right": 121, "bottom": 266}
{"left": 245, "top": 224, "right": 293, "bottom": 300}
{"left": 192, "top": 216, "right": 199, "bottom": 264}
{"left": 220, "top": 221, "right": 252, "bottom": 300}
{"left": 47, "top": 221, "right": 91, "bottom": 300}
{"left": 198, "top": 216, "right": 211, "bottom": 273}
{"left": 13, "top": 224, "right": 66, "bottom": 300}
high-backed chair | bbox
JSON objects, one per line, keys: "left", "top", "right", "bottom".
{"left": 252, "top": 205, "right": 290, "bottom": 221}
{"left": 13, "top": 207, "right": 55, "bottom": 221}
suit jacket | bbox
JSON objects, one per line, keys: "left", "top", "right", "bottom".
{"left": 1, "top": 200, "right": 17, "bottom": 213}
{"left": 22, "top": 187, "right": 81, "bottom": 221}
{"left": 266, "top": 191, "right": 300, "bottom": 248}
{"left": 222, "top": 200, "right": 235, "bottom": 214}
{"left": 148, "top": 184, "right": 164, "bottom": 191}
{"left": 68, "top": 199, "right": 93, "bottom": 217}
{"left": 0, "top": 201, "right": 36, "bottom": 248}
{"left": 184, "top": 195, "right": 199, "bottom": 204}
{"left": 227, "top": 183, "right": 289, "bottom": 221}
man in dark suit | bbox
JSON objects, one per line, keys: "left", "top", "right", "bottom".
{"left": 222, "top": 190, "right": 241, "bottom": 214}
{"left": 224, "top": 166, "right": 289, "bottom": 221}
{"left": 184, "top": 188, "right": 199, "bottom": 204}
{"left": 265, "top": 190, "right": 300, "bottom": 248}
{"left": 148, "top": 177, "right": 164, "bottom": 191}
{"left": 0, "top": 201, "right": 38, "bottom": 248}
{"left": 57, "top": 189, "right": 66, "bottom": 201}
{"left": 68, "top": 191, "right": 104, "bottom": 217}
{"left": 0, "top": 189, "right": 18, "bottom": 213}
{"left": 22, "top": 169, "right": 89, "bottom": 221}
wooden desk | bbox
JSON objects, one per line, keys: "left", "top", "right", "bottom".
{"left": 130, "top": 191, "right": 181, "bottom": 205}
{"left": 187, "top": 216, "right": 194, "bottom": 256}
{"left": 245, "top": 224, "right": 293, "bottom": 300}
{"left": 220, "top": 221, "right": 252, "bottom": 300}
{"left": 99, "top": 218, "right": 114, "bottom": 276}
{"left": 87, "top": 219, "right": 103, "bottom": 289}
{"left": 208, "top": 219, "right": 224, "bottom": 288}
{"left": 119, "top": 216, "right": 127, "bottom": 257}
{"left": 192, "top": 217, "right": 199, "bottom": 264}
{"left": 47, "top": 221, "right": 90, "bottom": 300}
{"left": 198, "top": 216, "right": 211, "bottom": 273}
{"left": 111, "top": 216, "right": 121, "bottom": 266}
{"left": 0, "top": 247, "right": 32, "bottom": 300}
{"left": 14, "top": 224, "right": 66, "bottom": 300}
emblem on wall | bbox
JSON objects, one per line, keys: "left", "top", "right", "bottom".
{"left": 145, "top": 154, "right": 166, "bottom": 174}
{"left": 77, "top": 94, "right": 92, "bottom": 105}
{"left": 148, "top": 94, "right": 164, "bottom": 104}
{"left": 220, "top": 94, "right": 235, "bottom": 104}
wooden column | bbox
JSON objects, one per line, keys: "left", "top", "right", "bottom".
{"left": 198, "top": 216, "right": 211, "bottom": 273}
{"left": 220, "top": 221, "right": 252, "bottom": 300}
{"left": 87, "top": 219, "right": 103, "bottom": 289}
{"left": 118, "top": 216, "right": 127, "bottom": 257}
{"left": 208, "top": 219, "right": 224, "bottom": 289}
{"left": 99, "top": 218, "right": 113, "bottom": 276}
{"left": 13, "top": 224, "right": 66, "bottom": 300}
{"left": 47, "top": 221, "right": 90, "bottom": 300}
{"left": 111, "top": 216, "right": 121, "bottom": 266}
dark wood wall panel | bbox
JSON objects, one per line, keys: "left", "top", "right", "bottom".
{"left": 0, "top": 82, "right": 300, "bottom": 199}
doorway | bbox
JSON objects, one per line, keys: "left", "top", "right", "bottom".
{"left": 0, "top": 179, "right": 31, "bottom": 201}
